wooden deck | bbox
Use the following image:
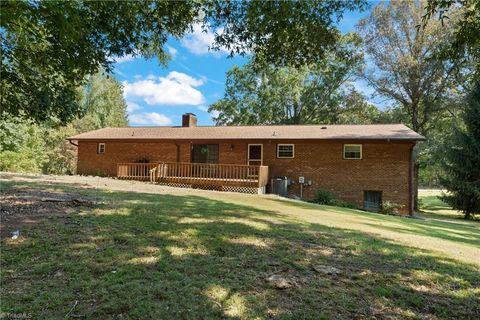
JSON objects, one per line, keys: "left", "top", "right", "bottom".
{"left": 117, "top": 162, "right": 269, "bottom": 193}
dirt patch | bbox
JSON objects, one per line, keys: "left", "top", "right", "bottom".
{"left": 0, "top": 186, "right": 93, "bottom": 239}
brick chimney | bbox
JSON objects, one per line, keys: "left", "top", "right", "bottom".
{"left": 182, "top": 113, "right": 197, "bottom": 127}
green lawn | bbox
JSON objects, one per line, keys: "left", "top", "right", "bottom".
{"left": 1, "top": 179, "right": 479, "bottom": 319}
{"left": 418, "top": 189, "right": 477, "bottom": 220}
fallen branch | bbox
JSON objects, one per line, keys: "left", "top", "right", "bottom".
{"left": 65, "top": 300, "right": 78, "bottom": 318}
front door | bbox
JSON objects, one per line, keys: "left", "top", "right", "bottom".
{"left": 248, "top": 144, "right": 263, "bottom": 166}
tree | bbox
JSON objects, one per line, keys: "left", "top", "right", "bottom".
{"left": 76, "top": 73, "right": 128, "bottom": 130}
{"left": 439, "top": 82, "right": 480, "bottom": 219}
{"left": 209, "top": 34, "right": 371, "bottom": 125}
{"left": 42, "top": 72, "right": 128, "bottom": 174}
{"left": 357, "top": 1, "right": 468, "bottom": 208}
{"left": 1, "top": 0, "right": 366, "bottom": 123}
{"left": 0, "top": 115, "right": 47, "bottom": 173}
{"left": 0, "top": 71, "right": 128, "bottom": 174}
{"left": 422, "top": 0, "right": 480, "bottom": 77}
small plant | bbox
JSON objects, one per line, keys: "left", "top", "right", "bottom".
{"left": 380, "top": 201, "right": 404, "bottom": 215}
{"left": 332, "top": 199, "right": 357, "bottom": 209}
{"left": 313, "top": 189, "right": 357, "bottom": 209}
{"left": 314, "top": 189, "right": 335, "bottom": 205}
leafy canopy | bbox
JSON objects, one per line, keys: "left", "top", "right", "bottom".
{"left": 357, "top": 0, "right": 468, "bottom": 136}
{"left": 422, "top": 0, "right": 480, "bottom": 77}
{"left": 0, "top": 71, "right": 128, "bottom": 174}
{"left": 0, "top": 0, "right": 366, "bottom": 123}
{"left": 209, "top": 33, "right": 377, "bottom": 125}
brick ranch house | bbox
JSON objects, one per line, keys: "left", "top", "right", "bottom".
{"left": 68, "top": 113, "right": 424, "bottom": 214}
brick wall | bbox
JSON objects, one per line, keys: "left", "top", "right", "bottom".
{"left": 76, "top": 139, "right": 413, "bottom": 214}
{"left": 77, "top": 141, "right": 179, "bottom": 176}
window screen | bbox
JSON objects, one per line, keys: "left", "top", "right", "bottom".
{"left": 192, "top": 144, "right": 219, "bottom": 163}
{"left": 277, "top": 144, "right": 294, "bottom": 158}
{"left": 364, "top": 191, "right": 382, "bottom": 211}
{"left": 343, "top": 144, "right": 362, "bottom": 159}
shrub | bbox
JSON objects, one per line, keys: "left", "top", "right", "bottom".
{"left": 313, "top": 189, "right": 357, "bottom": 209}
{"left": 380, "top": 201, "right": 404, "bottom": 215}
{"left": 314, "top": 190, "right": 335, "bottom": 205}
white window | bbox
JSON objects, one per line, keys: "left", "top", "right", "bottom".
{"left": 98, "top": 143, "right": 105, "bottom": 154}
{"left": 343, "top": 144, "right": 362, "bottom": 159}
{"left": 277, "top": 144, "right": 294, "bottom": 158}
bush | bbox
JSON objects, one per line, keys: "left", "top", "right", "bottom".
{"left": 332, "top": 199, "right": 357, "bottom": 209}
{"left": 314, "top": 190, "right": 335, "bottom": 205}
{"left": 313, "top": 189, "right": 357, "bottom": 208}
{"left": 380, "top": 201, "right": 404, "bottom": 215}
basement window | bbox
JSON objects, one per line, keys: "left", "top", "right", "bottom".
{"left": 364, "top": 191, "right": 382, "bottom": 211}
{"left": 343, "top": 144, "right": 362, "bottom": 159}
{"left": 277, "top": 144, "right": 294, "bottom": 158}
{"left": 98, "top": 143, "right": 105, "bottom": 154}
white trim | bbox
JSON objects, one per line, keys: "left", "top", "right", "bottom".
{"left": 98, "top": 143, "right": 106, "bottom": 154}
{"left": 247, "top": 144, "right": 263, "bottom": 165}
{"left": 277, "top": 144, "right": 295, "bottom": 158}
{"left": 343, "top": 144, "right": 362, "bottom": 160}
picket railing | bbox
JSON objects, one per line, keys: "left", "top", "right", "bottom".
{"left": 117, "top": 163, "right": 159, "bottom": 181}
{"left": 117, "top": 162, "right": 269, "bottom": 188}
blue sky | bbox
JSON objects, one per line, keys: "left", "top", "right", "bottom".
{"left": 114, "top": 6, "right": 375, "bottom": 127}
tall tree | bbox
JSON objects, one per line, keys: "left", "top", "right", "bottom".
{"left": 439, "top": 82, "right": 480, "bottom": 219}
{"left": 1, "top": 0, "right": 366, "bottom": 123}
{"left": 0, "top": 115, "right": 46, "bottom": 173}
{"left": 0, "top": 71, "right": 128, "bottom": 174}
{"left": 76, "top": 73, "right": 128, "bottom": 130}
{"left": 209, "top": 34, "right": 370, "bottom": 125}
{"left": 358, "top": 1, "right": 467, "bottom": 136}
{"left": 43, "top": 72, "right": 128, "bottom": 174}
{"left": 423, "top": 0, "right": 480, "bottom": 77}
{"left": 357, "top": 1, "right": 468, "bottom": 208}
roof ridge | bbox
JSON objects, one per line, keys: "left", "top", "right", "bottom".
{"left": 103, "top": 123, "right": 407, "bottom": 129}
{"left": 67, "top": 123, "right": 424, "bottom": 141}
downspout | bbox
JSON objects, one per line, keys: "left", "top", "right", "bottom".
{"left": 408, "top": 143, "right": 415, "bottom": 215}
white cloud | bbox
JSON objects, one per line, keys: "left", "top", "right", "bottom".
{"left": 181, "top": 23, "right": 229, "bottom": 56}
{"left": 197, "top": 105, "right": 209, "bottom": 112}
{"left": 197, "top": 105, "right": 220, "bottom": 119}
{"left": 115, "top": 54, "right": 136, "bottom": 63}
{"left": 129, "top": 112, "right": 172, "bottom": 126}
{"left": 168, "top": 71, "right": 205, "bottom": 87}
{"left": 126, "top": 101, "right": 141, "bottom": 113}
{"left": 210, "top": 110, "right": 220, "bottom": 118}
{"left": 166, "top": 45, "right": 178, "bottom": 58}
{"left": 122, "top": 71, "right": 205, "bottom": 106}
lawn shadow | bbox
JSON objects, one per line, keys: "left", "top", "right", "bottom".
{"left": 269, "top": 198, "right": 480, "bottom": 247}
{"left": 2, "top": 185, "right": 480, "bottom": 319}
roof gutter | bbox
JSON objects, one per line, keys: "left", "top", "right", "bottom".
{"left": 66, "top": 137, "right": 426, "bottom": 142}
{"left": 67, "top": 139, "right": 78, "bottom": 147}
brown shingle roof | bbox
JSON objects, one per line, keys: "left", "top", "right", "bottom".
{"left": 68, "top": 124, "right": 425, "bottom": 141}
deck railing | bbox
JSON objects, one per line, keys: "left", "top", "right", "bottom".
{"left": 117, "top": 162, "right": 269, "bottom": 188}
{"left": 117, "top": 163, "right": 159, "bottom": 181}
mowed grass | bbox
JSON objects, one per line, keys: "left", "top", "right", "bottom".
{"left": 1, "top": 180, "right": 480, "bottom": 319}
{"left": 418, "top": 189, "right": 478, "bottom": 220}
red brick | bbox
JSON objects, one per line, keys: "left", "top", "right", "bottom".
{"left": 76, "top": 139, "right": 414, "bottom": 214}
